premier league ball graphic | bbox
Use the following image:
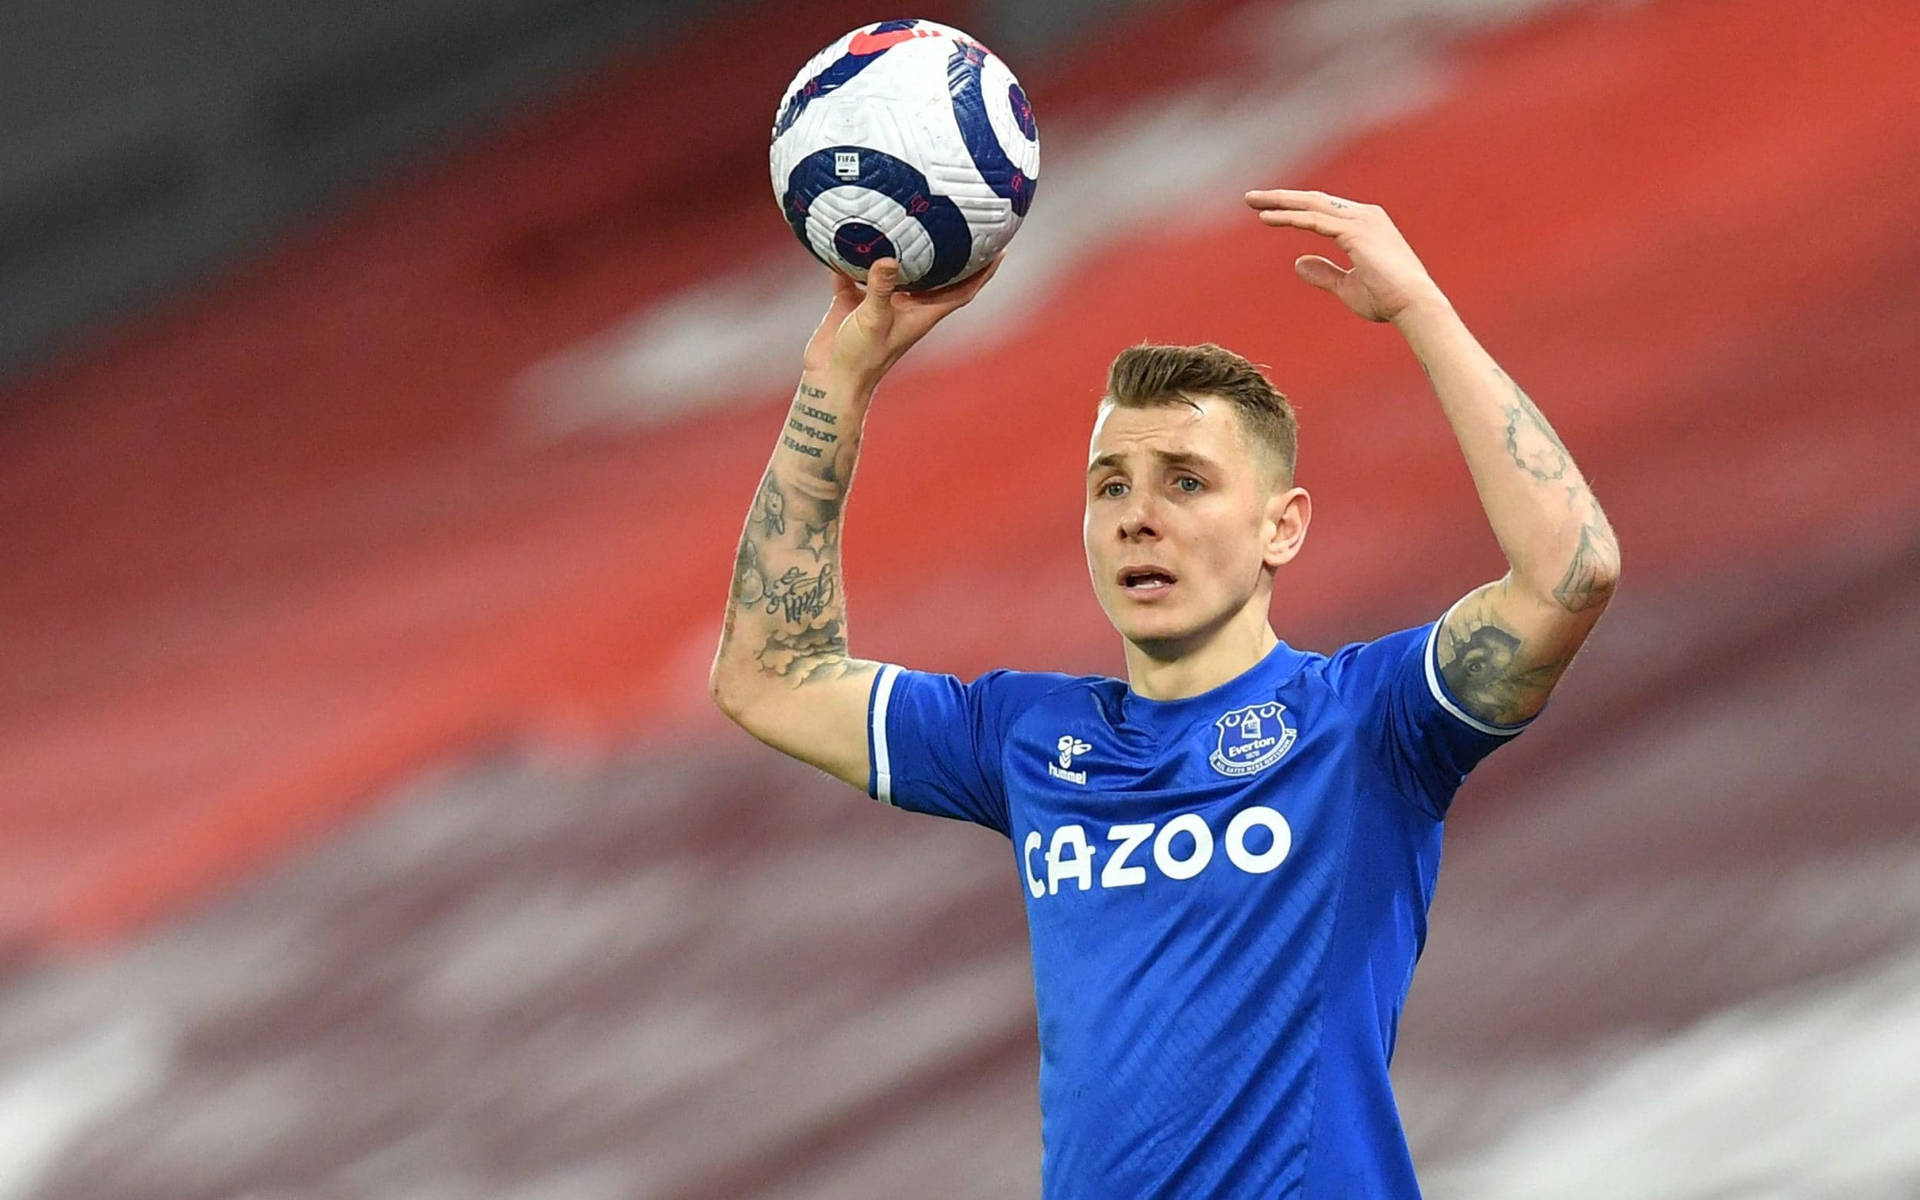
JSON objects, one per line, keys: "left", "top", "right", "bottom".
{"left": 770, "top": 19, "right": 1040, "bottom": 291}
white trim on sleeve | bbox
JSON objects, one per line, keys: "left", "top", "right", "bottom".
{"left": 1424, "top": 599, "right": 1529, "bottom": 738}
{"left": 871, "top": 663, "right": 902, "bottom": 803}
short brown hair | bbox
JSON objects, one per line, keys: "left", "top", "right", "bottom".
{"left": 1103, "top": 343, "right": 1298, "bottom": 483}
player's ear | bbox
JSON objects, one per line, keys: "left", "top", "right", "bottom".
{"left": 1262, "top": 485, "right": 1310, "bottom": 568}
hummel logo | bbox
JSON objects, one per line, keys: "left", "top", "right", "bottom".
{"left": 1050, "top": 735, "right": 1093, "bottom": 785}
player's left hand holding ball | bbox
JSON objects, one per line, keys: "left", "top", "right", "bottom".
{"left": 1244, "top": 189, "right": 1452, "bottom": 326}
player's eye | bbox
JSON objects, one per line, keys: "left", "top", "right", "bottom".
{"left": 1173, "top": 475, "right": 1203, "bottom": 493}
{"left": 1099, "top": 479, "right": 1128, "bottom": 499}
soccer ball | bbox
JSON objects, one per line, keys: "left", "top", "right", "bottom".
{"left": 770, "top": 19, "right": 1039, "bottom": 292}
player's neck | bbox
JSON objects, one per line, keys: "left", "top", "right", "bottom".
{"left": 1123, "top": 614, "right": 1280, "bottom": 702}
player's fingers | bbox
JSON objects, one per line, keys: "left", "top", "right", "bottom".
{"left": 1257, "top": 208, "right": 1346, "bottom": 238}
{"left": 971, "top": 253, "right": 1006, "bottom": 289}
{"left": 909, "top": 254, "right": 1003, "bottom": 313}
{"left": 829, "top": 266, "right": 862, "bottom": 303}
{"left": 1294, "top": 254, "right": 1349, "bottom": 292}
{"left": 1245, "top": 188, "right": 1365, "bottom": 215}
{"left": 944, "top": 255, "right": 1005, "bottom": 303}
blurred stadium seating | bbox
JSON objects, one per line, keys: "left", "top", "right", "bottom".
{"left": 0, "top": 0, "right": 1915, "bottom": 1195}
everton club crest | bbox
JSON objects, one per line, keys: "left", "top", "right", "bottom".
{"left": 1209, "top": 702, "right": 1297, "bottom": 778}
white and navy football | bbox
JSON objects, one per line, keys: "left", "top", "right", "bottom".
{"left": 770, "top": 19, "right": 1039, "bottom": 291}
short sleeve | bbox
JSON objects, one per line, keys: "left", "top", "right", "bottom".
{"left": 1323, "top": 611, "right": 1535, "bottom": 819}
{"left": 867, "top": 665, "right": 1071, "bottom": 837}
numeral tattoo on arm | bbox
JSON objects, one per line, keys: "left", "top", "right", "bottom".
{"left": 788, "top": 417, "right": 838, "bottom": 444}
{"left": 780, "top": 393, "right": 842, "bottom": 462}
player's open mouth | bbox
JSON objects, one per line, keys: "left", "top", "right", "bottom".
{"left": 1119, "top": 567, "right": 1177, "bottom": 598}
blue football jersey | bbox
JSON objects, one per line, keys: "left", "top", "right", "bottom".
{"left": 864, "top": 616, "right": 1530, "bottom": 1198}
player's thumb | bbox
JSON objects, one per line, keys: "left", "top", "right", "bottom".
{"left": 1294, "top": 255, "right": 1348, "bottom": 293}
{"left": 863, "top": 258, "right": 901, "bottom": 311}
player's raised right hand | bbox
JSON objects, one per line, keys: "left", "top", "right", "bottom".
{"left": 802, "top": 256, "right": 1002, "bottom": 386}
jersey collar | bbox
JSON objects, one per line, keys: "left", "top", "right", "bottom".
{"left": 1118, "top": 639, "right": 1310, "bottom": 728}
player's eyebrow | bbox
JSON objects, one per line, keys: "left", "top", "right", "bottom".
{"left": 1086, "top": 448, "right": 1222, "bottom": 477}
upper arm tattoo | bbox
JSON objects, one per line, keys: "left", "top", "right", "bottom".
{"left": 1436, "top": 584, "right": 1567, "bottom": 726}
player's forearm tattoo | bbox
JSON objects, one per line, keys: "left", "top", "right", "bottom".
{"left": 780, "top": 400, "right": 843, "bottom": 460}
{"left": 1498, "top": 370, "right": 1570, "bottom": 483}
{"left": 752, "top": 473, "right": 787, "bottom": 537}
{"left": 1552, "top": 501, "right": 1620, "bottom": 613}
{"left": 1437, "top": 588, "right": 1565, "bottom": 726}
{"left": 798, "top": 521, "right": 837, "bottom": 561}
{"left": 732, "top": 535, "right": 767, "bottom": 607}
{"left": 720, "top": 380, "right": 873, "bottom": 688}
{"left": 787, "top": 416, "right": 838, "bottom": 444}
{"left": 756, "top": 619, "right": 863, "bottom": 683}
{"left": 754, "top": 564, "right": 836, "bottom": 623}
{"left": 1489, "top": 367, "right": 1619, "bottom": 611}
{"left": 727, "top": 471, "right": 868, "bottom": 685}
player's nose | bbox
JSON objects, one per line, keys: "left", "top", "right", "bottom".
{"left": 1117, "top": 492, "right": 1159, "bottom": 541}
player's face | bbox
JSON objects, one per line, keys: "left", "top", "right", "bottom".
{"left": 1084, "top": 397, "right": 1296, "bottom": 653}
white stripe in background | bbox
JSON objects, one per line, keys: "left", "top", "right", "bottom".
{"left": 1416, "top": 939, "right": 1920, "bottom": 1199}
{"left": 871, "top": 664, "right": 901, "bottom": 804}
{"left": 0, "top": 1014, "right": 173, "bottom": 1200}
{"left": 520, "top": 0, "right": 1587, "bottom": 437}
